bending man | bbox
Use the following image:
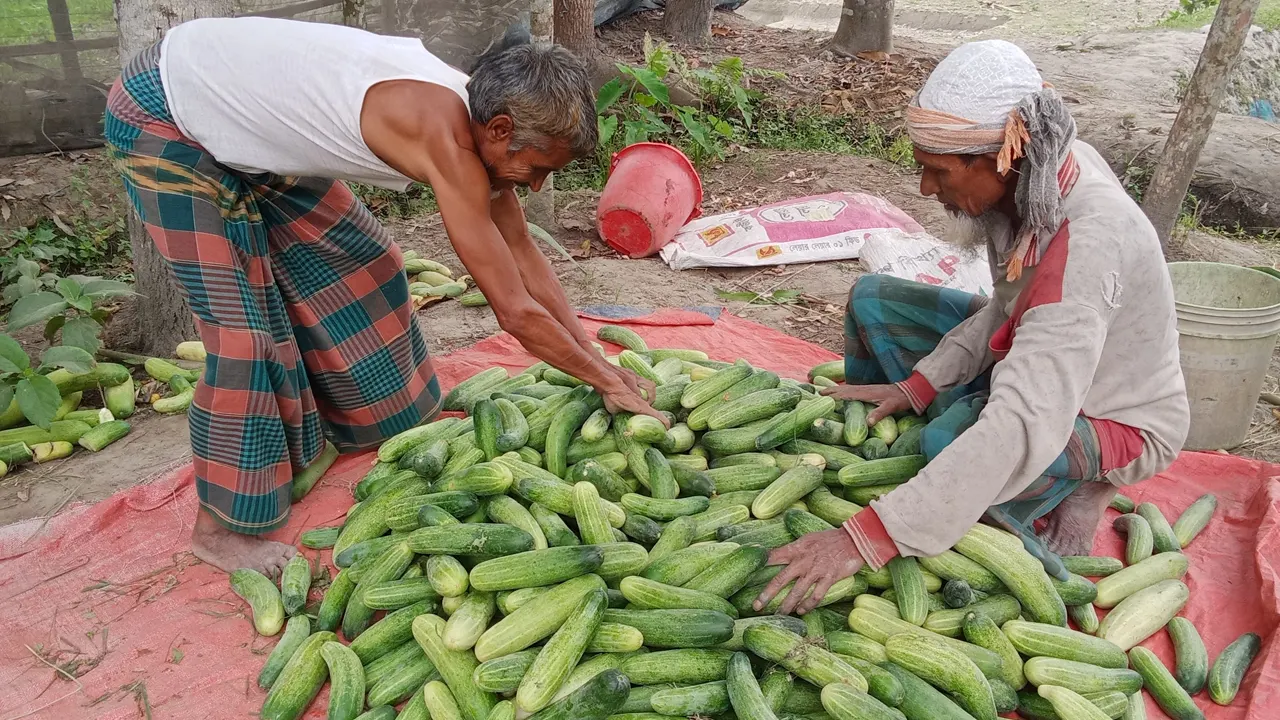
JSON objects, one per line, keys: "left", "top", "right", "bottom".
{"left": 104, "top": 17, "right": 663, "bottom": 575}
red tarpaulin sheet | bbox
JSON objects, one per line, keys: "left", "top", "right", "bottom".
{"left": 0, "top": 311, "right": 1276, "bottom": 720}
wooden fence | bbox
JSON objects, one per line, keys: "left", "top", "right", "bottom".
{"left": 0, "top": 0, "right": 362, "bottom": 157}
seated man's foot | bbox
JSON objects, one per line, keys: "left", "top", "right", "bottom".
{"left": 191, "top": 509, "right": 296, "bottom": 576}
{"left": 1041, "top": 481, "right": 1116, "bottom": 557}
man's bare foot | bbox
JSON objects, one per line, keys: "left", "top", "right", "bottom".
{"left": 191, "top": 509, "right": 296, "bottom": 576}
{"left": 1041, "top": 482, "right": 1116, "bottom": 556}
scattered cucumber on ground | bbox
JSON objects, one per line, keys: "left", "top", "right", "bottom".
{"left": 225, "top": 346, "right": 1259, "bottom": 720}
{"left": 0, "top": 342, "right": 215, "bottom": 477}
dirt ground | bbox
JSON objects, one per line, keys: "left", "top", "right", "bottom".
{"left": 1, "top": 11, "right": 1278, "bottom": 528}
{"left": 738, "top": 0, "right": 1181, "bottom": 44}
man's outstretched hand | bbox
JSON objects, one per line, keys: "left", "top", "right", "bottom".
{"left": 608, "top": 365, "right": 658, "bottom": 408}
{"left": 753, "top": 528, "right": 865, "bottom": 615}
{"left": 820, "top": 384, "right": 911, "bottom": 425}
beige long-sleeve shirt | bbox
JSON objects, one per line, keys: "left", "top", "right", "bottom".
{"left": 846, "top": 141, "right": 1190, "bottom": 564}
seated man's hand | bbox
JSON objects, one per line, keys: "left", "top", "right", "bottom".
{"left": 753, "top": 528, "right": 865, "bottom": 615}
{"left": 820, "top": 384, "right": 911, "bottom": 424}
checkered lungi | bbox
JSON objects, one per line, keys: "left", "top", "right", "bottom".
{"left": 844, "top": 274, "right": 1104, "bottom": 530}
{"left": 104, "top": 43, "right": 441, "bottom": 534}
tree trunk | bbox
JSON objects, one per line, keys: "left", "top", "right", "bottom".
{"left": 555, "top": 0, "right": 600, "bottom": 64}
{"left": 830, "top": 0, "right": 894, "bottom": 56}
{"left": 525, "top": 0, "right": 556, "bottom": 229}
{"left": 1142, "top": 0, "right": 1260, "bottom": 247}
{"left": 342, "top": 0, "right": 366, "bottom": 27}
{"left": 114, "top": 0, "right": 232, "bottom": 354}
{"left": 664, "top": 0, "right": 715, "bottom": 45}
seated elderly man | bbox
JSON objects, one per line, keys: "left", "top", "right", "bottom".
{"left": 757, "top": 40, "right": 1190, "bottom": 615}
{"left": 104, "top": 17, "right": 663, "bottom": 576}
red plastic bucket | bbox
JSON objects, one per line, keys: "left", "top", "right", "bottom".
{"left": 596, "top": 142, "right": 703, "bottom": 258}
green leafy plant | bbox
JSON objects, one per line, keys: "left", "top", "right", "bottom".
{"left": 1179, "top": 0, "right": 1218, "bottom": 13}
{"left": 1, "top": 256, "right": 63, "bottom": 306}
{"left": 0, "top": 333, "right": 96, "bottom": 429}
{"left": 6, "top": 276, "right": 134, "bottom": 355}
{"left": 0, "top": 218, "right": 126, "bottom": 285}
{"left": 595, "top": 35, "right": 755, "bottom": 163}
{"left": 714, "top": 287, "right": 803, "bottom": 305}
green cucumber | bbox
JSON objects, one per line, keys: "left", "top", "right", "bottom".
{"left": 603, "top": 608, "right": 734, "bottom": 648}
{"left": 1129, "top": 646, "right": 1204, "bottom": 720}
{"left": 517, "top": 589, "right": 606, "bottom": 713}
{"left": 530, "top": 502, "right": 580, "bottom": 547}
{"left": 230, "top": 568, "right": 285, "bottom": 636}
{"left": 427, "top": 555, "right": 471, "bottom": 598}
{"left": 474, "top": 649, "right": 539, "bottom": 693}
{"left": 1135, "top": 502, "right": 1181, "bottom": 554}
{"left": 619, "top": 576, "right": 739, "bottom": 617}
{"left": 1208, "top": 632, "right": 1262, "bottom": 706}
{"left": 1172, "top": 493, "right": 1217, "bottom": 548}
{"left": 259, "top": 630, "right": 337, "bottom": 720}
{"left": 475, "top": 575, "right": 606, "bottom": 661}
{"left": 258, "top": 615, "right": 311, "bottom": 690}
{"left": 726, "top": 652, "right": 776, "bottom": 720}
{"left": 1002, "top": 619, "right": 1129, "bottom": 669}
{"left": 1167, "top": 616, "right": 1208, "bottom": 695}
{"left": 320, "top": 641, "right": 365, "bottom": 720}
{"left": 316, "top": 569, "right": 355, "bottom": 632}
{"left": 349, "top": 599, "right": 439, "bottom": 666}
{"left": 842, "top": 401, "right": 869, "bottom": 447}
{"left": 469, "top": 546, "right": 605, "bottom": 591}
{"left": 1061, "top": 556, "right": 1124, "bottom": 577}
{"left": 620, "top": 649, "right": 733, "bottom": 685}
{"left": 412, "top": 614, "right": 496, "bottom": 720}
{"left": 280, "top": 555, "right": 312, "bottom": 617}
{"left": 884, "top": 633, "right": 994, "bottom": 720}
{"left": 443, "top": 591, "right": 497, "bottom": 651}
{"left": 752, "top": 463, "right": 825, "bottom": 520}
{"left": 526, "top": 668, "right": 630, "bottom": 720}
{"left": 962, "top": 612, "right": 1025, "bottom": 690}
{"left": 405, "top": 523, "right": 535, "bottom": 556}
{"left": 1023, "top": 656, "right": 1144, "bottom": 695}
{"left": 1113, "top": 513, "right": 1155, "bottom": 567}
{"left": 881, "top": 662, "right": 974, "bottom": 720}
{"left": 888, "top": 556, "right": 929, "bottom": 626}
{"left": 488, "top": 495, "right": 549, "bottom": 550}
{"left": 819, "top": 683, "right": 900, "bottom": 720}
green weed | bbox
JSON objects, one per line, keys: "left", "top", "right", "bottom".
{"left": 1, "top": 217, "right": 128, "bottom": 282}
{"left": 351, "top": 183, "right": 439, "bottom": 219}
{"left": 1158, "top": 0, "right": 1280, "bottom": 30}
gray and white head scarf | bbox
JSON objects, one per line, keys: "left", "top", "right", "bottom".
{"left": 906, "top": 40, "right": 1077, "bottom": 279}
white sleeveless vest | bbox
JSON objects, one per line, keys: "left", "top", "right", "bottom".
{"left": 159, "top": 17, "right": 470, "bottom": 190}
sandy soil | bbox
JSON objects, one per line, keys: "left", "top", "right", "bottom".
{"left": 738, "top": 0, "right": 1182, "bottom": 46}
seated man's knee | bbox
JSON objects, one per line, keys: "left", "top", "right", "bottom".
{"left": 849, "top": 274, "right": 886, "bottom": 306}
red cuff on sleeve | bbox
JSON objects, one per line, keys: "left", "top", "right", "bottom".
{"left": 1089, "top": 417, "right": 1146, "bottom": 472}
{"left": 896, "top": 372, "right": 937, "bottom": 415}
{"left": 842, "top": 507, "right": 900, "bottom": 571}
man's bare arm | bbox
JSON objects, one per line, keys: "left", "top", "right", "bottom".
{"left": 489, "top": 190, "right": 661, "bottom": 410}
{"left": 361, "top": 84, "right": 659, "bottom": 417}
{"left": 489, "top": 189, "right": 594, "bottom": 350}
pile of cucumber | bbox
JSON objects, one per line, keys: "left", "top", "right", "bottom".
{"left": 0, "top": 342, "right": 212, "bottom": 477}
{"left": 229, "top": 325, "right": 1262, "bottom": 720}
{"left": 402, "top": 251, "right": 485, "bottom": 306}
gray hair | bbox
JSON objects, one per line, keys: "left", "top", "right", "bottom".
{"left": 1009, "top": 89, "right": 1077, "bottom": 250}
{"left": 468, "top": 43, "right": 598, "bottom": 157}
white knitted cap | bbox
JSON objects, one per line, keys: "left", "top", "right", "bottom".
{"left": 917, "top": 40, "right": 1044, "bottom": 125}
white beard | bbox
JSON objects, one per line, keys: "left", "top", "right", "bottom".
{"left": 945, "top": 209, "right": 1014, "bottom": 257}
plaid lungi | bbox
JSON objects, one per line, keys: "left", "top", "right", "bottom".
{"left": 104, "top": 43, "right": 442, "bottom": 534}
{"left": 844, "top": 274, "right": 1103, "bottom": 528}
